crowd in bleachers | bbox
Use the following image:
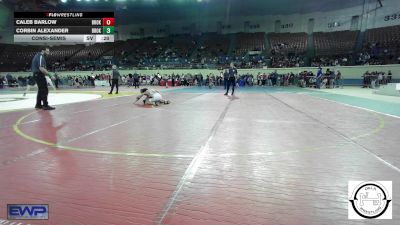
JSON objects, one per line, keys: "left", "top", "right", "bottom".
{"left": 268, "top": 32, "right": 307, "bottom": 68}
{"left": 0, "top": 26, "right": 400, "bottom": 72}
{"left": 234, "top": 32, "right": 265, "bottom": 56}
{"left": 271, "top": 55, "right": 305, "bottom": 68}
{"left": 1, "top": 66, "right": 396, "bottom": 91}
{"left": 356, "top": 25, "right": 400, "bottom": 65}
{"left": 190, "top": 34, "right": 231, "bottom": 68}
{"left": 130, "top": 35, "right": 198, "bottom": 69}
{"left": 269, "top": 32, "right": 307, "bottom": 55}
{"left": 311, "top": 55, "right": 350, "bottom": 67}
{"left": 314, "top": 30, "right": 359, "bottom": 56}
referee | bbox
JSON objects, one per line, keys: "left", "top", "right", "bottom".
{"left": 224, "top": 62, "right": 238, "bottom": 96}
{"left": 108, "top": 65, "right": 121, "bottom": 94}
{"left": 32, "top": 47, "right": 55, "bottom": 110}
{"left": 133, "top": 71, "right": 140, "bottom": 89}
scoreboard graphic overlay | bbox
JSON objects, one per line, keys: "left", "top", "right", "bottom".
{"left": 14, "top": 12, "right": 114, "bottom": 43}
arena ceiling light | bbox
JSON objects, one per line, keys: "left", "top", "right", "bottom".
{"left": 60, "top": 0, "right": 67, "bottom": 3}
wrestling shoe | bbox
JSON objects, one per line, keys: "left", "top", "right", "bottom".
{"left": 42, "top": 106, "right": 56, "bottom": 110}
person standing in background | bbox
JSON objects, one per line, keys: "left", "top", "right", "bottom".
{"left": 31, "top": 47, "right": 55, "bottom": 110}
{"left": 335, "top": 70, "right": 343, "bottom": 89}
{"left": 171, "top": 74, "right": 175, "bottom": 87}
{"left": 199, "top": 74, "right": 203, "bottom": 87}
{"left": 223, "top": 69, "right": 229, "bottom": 90}
{"left": 224, "top": 62, "right": 237, "bottom": 96}
{"left": 387, "top": 70, "right": 392, "bottom": 84}
{"left": 133, "top": 71, "right": 140, "bottom": 89}
{"left": 272, "top": 70, "right": 278, "bottom": 86}
{"left": 219, "top": 71, "right": 223, "bottom": 86}
{"left": 316, "top": 67, "right": 323, "bottom": 89}
{"left": 54, "top": 72, "right": 60, "bottom": 89}
{"left": 109, "top": 65, "right": 121, "bottom": 94}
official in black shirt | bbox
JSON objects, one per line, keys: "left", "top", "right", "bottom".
{"left": 171, "top": 74, "right": 175, "bottom": 87}
{"left": 54, "top": 73, "right": 60, "bottom": 89}
{"left": 133, "top": 72, "right": 139, "bottom": 89}
{"left": 31, "top": 47, "right": 55, "bottom": 110}
{"left": 224, "top": 63, "right": 238, "bottom": 95}
{"left": 109, "top": 65, "right": 121, "bottom": 94}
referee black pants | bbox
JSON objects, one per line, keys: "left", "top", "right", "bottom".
{"left": 225, "top": 78, "right": 236, "bottom": 94}
{"left": 109, "top": 79, "right": 119, "bottom": 94}
{"left": 134, "top": 78, "right": 139, "bottom": 88}
{"left": 224, "top": 78, "right": 228, "bottom": 90}
{"left": 34, "top": 73, "right": 48, "bottom": 107}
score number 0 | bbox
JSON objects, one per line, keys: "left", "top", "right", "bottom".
{"left": 102, "top": 18, "right": 114, "bottom": 26}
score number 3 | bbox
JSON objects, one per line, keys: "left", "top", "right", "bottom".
{"left": 103, "top": 26, "right": 114, "bottom": 34}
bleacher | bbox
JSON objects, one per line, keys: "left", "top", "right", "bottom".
{"left": 47, "top": 44, "right": 85, "bottom": 64}
{"left": 235, "top": 32, "right": 265, "bottom": 56}
{"left": 127, "top": 35, "right": 196, "bottom": 67}
{"left": 364, "top": 25, "right": 400, "bottom": 64}
{"left": 198, "top": 33, "right": 230, "bottom": 58}
{"left": 366, "top": 25, "right": 400, "bottom": 50}
{"left": 0, "top": 44, "right": 43, "bottom": 71}
{"left": 68, "top": 43, "right": 116, "bottom": 63}
{"left": 0, "top": 29, "right": 399, "bottom": 72}
{"left": 168, "top": 34, "right": 197, "bottom": 58}
{"left": 269, "top": 32, "right": 307, "bottom": 54}
{"left": 314, "top": 30, "right": 359, "bottom": 56}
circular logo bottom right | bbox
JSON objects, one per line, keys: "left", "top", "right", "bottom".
{"left": 349, "top": 181, "right": 392, "bottom": 219}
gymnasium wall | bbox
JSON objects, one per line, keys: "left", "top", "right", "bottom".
{"left": 0, "top": 4, "right": 12, "bottom": 43}
{"left": 1, "top": 1, "right": 398, "bottom": 42}
{"left": 119, "top": 0, "right": 400, "bottom": 39}
{"left": 2, "top": 64, "right": 400, "bottom": 85}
